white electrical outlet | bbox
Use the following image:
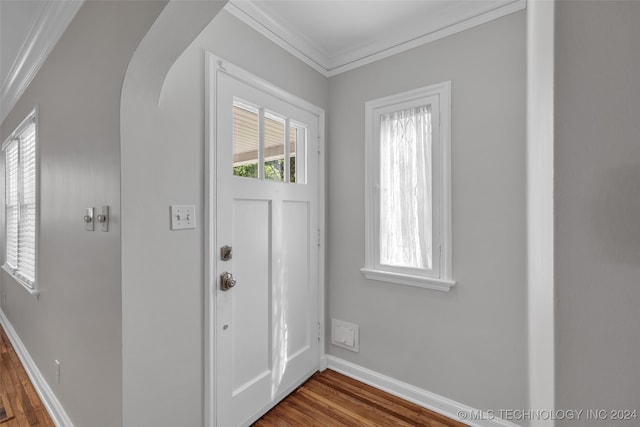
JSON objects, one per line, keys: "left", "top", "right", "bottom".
{"left": 331, "top": 319, "right": 359, "bottom": 352}
{"left": 170, "top": 205, "right": 196, "bottom": 230}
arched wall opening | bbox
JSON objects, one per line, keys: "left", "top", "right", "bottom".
{"left": 120, "top": 2, "right": 329, "bottom": 425}
{"left": 120, "top": 3, "right": 227, "bottom": 426}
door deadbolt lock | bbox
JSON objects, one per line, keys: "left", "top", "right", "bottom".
{"left": 220, "top": 245, "right": 232, "bottom": 261}
{"left": 220, "top": 271, "right": 236, "bottom": 291}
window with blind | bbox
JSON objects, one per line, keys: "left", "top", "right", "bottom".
{"left": 3, "top": 110, "right": 38, "bottom": 292}
{"left": 361, "top": 82, "right": 454, "bottom": 292}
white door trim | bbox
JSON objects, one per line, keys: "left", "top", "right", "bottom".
{"left": 204, "top": 52, "right": 326, "bottom": 427}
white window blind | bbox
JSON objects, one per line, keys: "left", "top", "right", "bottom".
{"left": 3, "top": 112, "right": 37, "bottom": 289}
{"left": 5, "top": 141, "right": 19, "bottom": 270}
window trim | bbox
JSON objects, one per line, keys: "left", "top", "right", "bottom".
{"left": 361, "top": 82, "right": 454, "bottom": 292}
{"left": 2, "top": 108, "right": 39, "bottom": 296}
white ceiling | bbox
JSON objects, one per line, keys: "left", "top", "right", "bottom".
{"left": 1, "top": 0, "right": 525, "bottom": 121}
{"left": 226, "top": 0, "right": 526, "bottom": 76}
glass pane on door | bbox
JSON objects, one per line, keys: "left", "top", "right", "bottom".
{"left": 264, "top": 112, "right": 286, "bottom": 182}
{"left": 233, "top": 102, "right": 260, "bottom": 178}
{"left": 232, "top": 99, "right": 308, "bottom": 184}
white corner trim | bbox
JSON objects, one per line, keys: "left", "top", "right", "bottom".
{"left": 225, "top": 0, "right": 525, "bottom": 77}
{"left": 360, "top": 268, "right": 455, "bottom": 292}
{"left": 526, "top": 0, "right": 555, "bottom": 425}
{"left": 0, "top": 309, "right": 74, "bottom": 427}
{"left": 1, "top": 0, "right": 84, "bottom": 123}
{"left": 326, "top": 356, "right": 520, "bottom": 427}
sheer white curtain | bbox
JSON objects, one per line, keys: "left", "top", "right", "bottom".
{"left": 379, "top": 105, "right": 432, "bottom": 269}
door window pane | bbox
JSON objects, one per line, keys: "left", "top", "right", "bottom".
{"left": 289, "top": 125, "right": 298, "bottom": 183}
{"left": 289, "top": 124, "right": 308, "bottom": 184}
{"left": 264, "top": 112, "right": 285, "bottom": 182}
{"left": 233, "top": 103, "right": 260, "bottom": 178}
{"left": 232, "top": 99, "right": 307, "bottom": 184}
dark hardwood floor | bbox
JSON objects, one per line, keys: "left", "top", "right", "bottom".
{"left": 0, "top": 325, "right": 54, "bottom": 427}
{"left": 2, "top": 323, "right": 467, "bottom": 427}
{"left": 254, "top": 369, "right": 467, "bottom": 426}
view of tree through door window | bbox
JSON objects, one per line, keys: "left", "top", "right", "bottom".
{"left": 232, "top": 99, "right": 306, "bottom": 183}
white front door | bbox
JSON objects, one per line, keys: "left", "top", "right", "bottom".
{"left": 213, "top": 63, "right": 321, "bottom": 427}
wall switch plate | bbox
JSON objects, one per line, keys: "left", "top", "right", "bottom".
{"left": 170, "top": 205, "right": 196, "bottom": 230}
{"left": 331, "top": 319, "right": 359, "bottom": 352}
{"left": 98, "top": 205, "right": 110, "bottom": 232}
{"left": 84, "top": 207, "right": 94, "bottom": 231}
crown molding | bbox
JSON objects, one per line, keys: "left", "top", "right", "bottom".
{"left": 1, "top": 0, "right": 84, "bottom": 124}
{"left": 226, "top": 0, "right": 526, "bottom": 78}
{"left": 224, "top": 1, "right": 330, "bottom": 76}
{"left": 328, "top": 0, "right": 527, "bottom": 76}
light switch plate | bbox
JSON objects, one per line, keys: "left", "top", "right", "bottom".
{"left": 331, "top": 319, "right": 359, "bottom": 352}
{"left": 84, "top": 207, "right": 94, "bottom": 231}
{"left": 170, "top": 205, "right": 196, "bottom": 230}
{"left": 99, "top": 205, "right": 110, "bottom": 232}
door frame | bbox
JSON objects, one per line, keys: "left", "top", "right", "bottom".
{"left": 203, "top": 52, "right": 326, "bottom": 427}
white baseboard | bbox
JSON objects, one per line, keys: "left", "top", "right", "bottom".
{"left": 324, "top": 355, "right": 520, "bottom": 427}
{"left": 0, "top": 309, "right": 74, "bottom": 427}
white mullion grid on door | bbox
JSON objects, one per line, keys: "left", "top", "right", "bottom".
{"left": 288, "top": 121, "right": 307, "bottom": 184}
{"left": 258, "top": 108, "right": 265, "bottom": 180}
{"left": 297, "top": 126, "right": 307, "bottom": 184}
{"left": 284, "top": 119, "right": 291, "bottom": 183}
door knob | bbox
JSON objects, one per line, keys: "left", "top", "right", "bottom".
{"left": 220, "top": 271, "right": 236, "bottom": 291}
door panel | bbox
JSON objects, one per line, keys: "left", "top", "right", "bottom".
{"left": 231, "top": 199, "right": 271, "bottom": 394}
{"left": 282, "top": 200, "right": 311, "bottom": 360}
{"left": 215, "top": 70, "right": 319, "bottom": 427}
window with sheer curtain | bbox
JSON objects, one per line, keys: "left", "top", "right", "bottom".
{"left": 361, "top": 82, "right": 454, "bottom": 291}
{"left": 379, "top": 105, "right": 433, "bottom": 270}
{"left": 3, "top": 110, "right": 38, "bottom": 293}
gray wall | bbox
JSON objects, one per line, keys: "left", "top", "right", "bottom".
{"left": 0, "top": 2, "right": 165, "bottom": 426}
{"left": 326, "top": 11, "right": 527, "bottom": 412}
{"left": 555, "top": 2, "right": 640, "bottom": 424}
{"left": 2, "top": 3, "right": 531, "bottom": 425}
{"left": 121, "top": 10, "right": 328, "bottom": 426}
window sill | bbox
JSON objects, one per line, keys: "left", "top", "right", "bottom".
{"left": 360, "top": 268, "right": 456, "bottom": 292}
{"left": 2, "top": 264, "right": 39, "bottom": 297}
